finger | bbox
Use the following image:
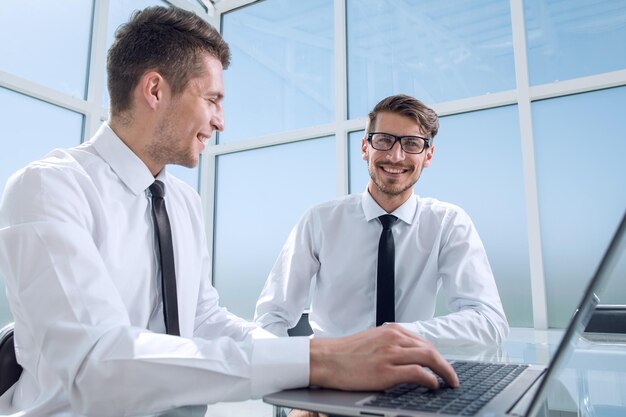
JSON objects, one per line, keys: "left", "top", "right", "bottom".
{"left": 288, "top": 410, "right": 320, "bottom": 417}
{"left": 390, "top": 364, "right": 440, "bottom": 389}
{"left": 388, "top": 347, "right": 459, "bottom": 388}
{"left": 424, "top": 354, "right": 459, "bottom": 388}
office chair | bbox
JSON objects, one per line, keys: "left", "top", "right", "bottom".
{"left": 584, "top": 304, "right": 626, "bottom": 334}
{"left": 287, "top": 312, "right": 313, "bottom": 337}
{"left": 0, "top": 322, "right": 22, "bottom": 396}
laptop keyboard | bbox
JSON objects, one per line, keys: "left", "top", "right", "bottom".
{"left": 363, "top": 361, "right": 529, "bottom": 416}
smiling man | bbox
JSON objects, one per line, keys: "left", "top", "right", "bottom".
{"left": 255, "top": 94, "right": 509, "bottom": 348}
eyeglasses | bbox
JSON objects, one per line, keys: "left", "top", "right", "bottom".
{"left": 367, "top": 132, "right": 430, "bottom": 154}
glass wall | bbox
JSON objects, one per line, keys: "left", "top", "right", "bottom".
{"left": 347, "top": 0, "right": 516, "bottom": 118}
{"left": 220, "top": 0, "right": 334, "bottom": 143}
{"left": 216, "top": 0, "right": 626, "bottom": 329}
{"left": 2, "top": 0, "right": 626, "bottom": 332}
{"left": 524, "top": 0, "right": 626, "bottom": 85}
{"left": 533, "top": 86, "right": 626, "bottom": 327}
{"left": 213, "top": 137, "right": 336, "bottom": 319}
{"left": 0, "top": 1, "right": 93, "bottom": 99}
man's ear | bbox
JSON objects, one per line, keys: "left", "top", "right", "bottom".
{"left": 423, "top": 145, "right": 435, "bottom": 168}
{"left": 361, "top": 136, "right": 369, "bottom": 161}
{"left": 141, "top": 71, "right": 165, "bottom": 110}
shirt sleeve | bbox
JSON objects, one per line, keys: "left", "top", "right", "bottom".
{"left": 0, "top": 164, "right": 309, "bottom": 416}
{"left": 398, "top": 208, "right": 510, "bottom": 347}
{"left": 254, "top": 210, "right": 320, "bottom": 336}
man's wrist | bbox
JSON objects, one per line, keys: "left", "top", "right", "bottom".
{"left": 309, "top": 338, "right": 334, "bottom": 387}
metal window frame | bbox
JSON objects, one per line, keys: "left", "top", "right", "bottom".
{"left": 2, "top": 0, "right": 625, "bottom": 329}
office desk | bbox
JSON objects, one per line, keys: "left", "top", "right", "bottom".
{"left": 270, "top": 328, "right": 626, "bottom": 417}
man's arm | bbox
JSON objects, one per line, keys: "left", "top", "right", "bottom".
{"left": 400, "top": 209, "right": 509, "bottom": 347}
{"left": 255, "top": 211, "right": 320, "bottom": 336}
{"left": 0, "top": 165, "right": 309, "bottom": 415}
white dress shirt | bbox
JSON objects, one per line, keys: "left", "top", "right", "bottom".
{"left": 0, "top": 123, "right": 309, "bottom": 417}
{"left": 255, "top": 191, "right": 509, "bottom": 346}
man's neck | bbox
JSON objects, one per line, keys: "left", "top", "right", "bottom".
{"left": 108, "top": 116, "right": 161, "bottom": 176}
{"left": 367, "top": 183, "right": 412, "bottom": 214}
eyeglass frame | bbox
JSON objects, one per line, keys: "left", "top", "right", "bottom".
{"left": 366, "top": 132, "right": 431, "bottom": 154}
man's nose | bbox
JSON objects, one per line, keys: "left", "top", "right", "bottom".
{"left": 211, "top": 107, "right": 225, "bottom": 132}
{"left": 386, "top": 140, "right": 406, "bottom": 162}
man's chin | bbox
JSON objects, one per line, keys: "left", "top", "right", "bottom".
{"left": 381, "top": 188, "right": 408, "bottom": 197}
{"left": 177, "top": 154, "right": 200, "bottom": 169}
{"left": 373, "top": 181, "right": 412, "bottom": 197}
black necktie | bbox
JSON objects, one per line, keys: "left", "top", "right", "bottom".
{"left": 376, "top": 214, "right": 397, "bottom": 326}
{"left": 149, "top": 180, "right": 180, "bottom": 336}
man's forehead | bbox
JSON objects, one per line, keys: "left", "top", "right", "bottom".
{"left": 375, "top": 112, "right": 426, "bottom": 136}
{"left": 189, "top": 63, "right": 224, "bottom": 97}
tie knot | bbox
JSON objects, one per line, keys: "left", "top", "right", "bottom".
{"left": 149, "top": 180, "right": 165, "bottom": 198}
{"left": 379, "top": 214, "right": 397, "bottom": 230}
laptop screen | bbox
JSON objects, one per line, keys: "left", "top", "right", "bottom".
{"left": 525, "top": 210, "right": 626, "bottom": 416}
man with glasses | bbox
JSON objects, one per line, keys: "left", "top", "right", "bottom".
{"left": 255, "top": 94, "right": 509, "bottom": 348}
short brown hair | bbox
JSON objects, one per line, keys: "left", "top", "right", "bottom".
{"left": 366, "top": 94, "right": 439, "bottom": 140}
{"left": 107, "top": 6, "right": 230, "bottom": 116}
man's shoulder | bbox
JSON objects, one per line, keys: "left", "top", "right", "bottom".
{"left": 9, "top": 146, "right": 91, "bottom": 186}
{"left": 1, "top": 146, "right": 99, "bottom": 223}
{"left": 417, "top": 196, "right": 470, "bottom": 220}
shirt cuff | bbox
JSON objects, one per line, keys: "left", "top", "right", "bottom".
{"left": 251, "top": 336, "right": 310, "bottom": 397}
{"left": 260, "top": 321, "right": 290, "bottom": 337}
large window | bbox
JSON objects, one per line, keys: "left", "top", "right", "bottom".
{"left": 347, "top": 0, "right": 516, "bottom": 118}
{"left": 0, "top": 1, "right": 93, "bottom": 99}
{"left": 525, "top": 0, "right": 626, "bottom": 85}
{"left": 533, "top": 86, "right": 626, "bottom": 327}
{"left": 214, "top": 137, "right": 336, "bottom": 319}
{"left": 215, "top": 0, "right": 626, "bottom": 330}
{"left": 2, "top": 0, "right": 626, "bottom": 332}
{"left": 220, "top": 0, "right": 334, "bottom": 143}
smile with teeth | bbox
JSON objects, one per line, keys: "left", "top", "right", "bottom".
{"left": 380, "top": 165, "right": 410, "bottom": 174}
{"left": 197, "top": 135, "right": 208, "bottom": 144}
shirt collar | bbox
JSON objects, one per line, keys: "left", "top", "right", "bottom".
{"left": 361, "top": 187, "right": 417, "bottom": 225}
{"left": 90, "top": 122, "right": 156, "bottom": 196}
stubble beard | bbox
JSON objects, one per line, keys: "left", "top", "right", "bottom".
{"left": 367, "top": 159, "right": 420, "bottom": 197}
{"left": 148, "top": 116, "right": 198, "bottom": 169}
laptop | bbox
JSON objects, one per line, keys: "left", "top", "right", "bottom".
{"left": 264, "top": 210, "right": 626, "bottom": 417}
